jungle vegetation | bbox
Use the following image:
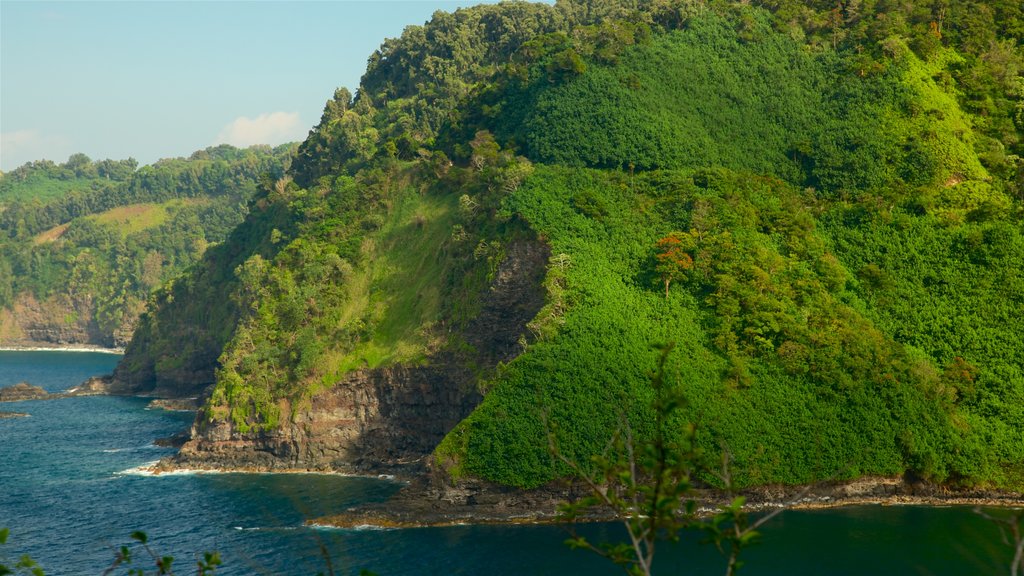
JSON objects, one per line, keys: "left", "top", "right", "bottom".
{"left": 117, "top": 0, "right": 1024, "bottom": 492}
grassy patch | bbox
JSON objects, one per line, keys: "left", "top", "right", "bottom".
{"left": 32, "top": 223, "right": 70, "bottom": 245}
{"left": 87, "top": 198, "right": 208, "bottom": 235}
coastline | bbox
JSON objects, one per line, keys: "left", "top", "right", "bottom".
{"left": 132, "top": 457, "right": 404, "bottom": 481}
{"left": 309, "top": 494, "right": 1024, "bottom": 530}
{"left": 0, "top": 344, "right": 124, "bottom": 354}
{"left": 307, "top": 476, "right": 1024, "bottom": 529}
{"left": 131, "top": 456, "right": 1024, "bottom": 529}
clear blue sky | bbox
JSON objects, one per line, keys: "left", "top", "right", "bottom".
{"left": 0, "top": 1, "right": 549, "bottom": 171}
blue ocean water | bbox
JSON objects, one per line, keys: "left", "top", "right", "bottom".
{"left": 0, "top": 351, "right": 1015, "bottom": 575}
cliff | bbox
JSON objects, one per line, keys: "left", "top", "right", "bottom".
{"left": 168, "top": 239, "right": 548, "bottom": 474}
{"left": 0, "top": 293, "right": 124, "bottom": 349}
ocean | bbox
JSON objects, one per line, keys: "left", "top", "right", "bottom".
{"left": 0, "top": 351, "right": 1014, "bottom": 575}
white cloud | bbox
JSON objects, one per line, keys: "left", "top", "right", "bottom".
{"left": 214, "top": 112, "right": 304, "bottom": 148}
{"left": 0, "top": 130, "right": 72, "bottom": 171}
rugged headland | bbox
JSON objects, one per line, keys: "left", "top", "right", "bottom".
{"left": 89, "top": 0, "right": 1024, "bottom": 522}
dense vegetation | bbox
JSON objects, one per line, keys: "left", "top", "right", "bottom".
{"left": 119, "top": 0, "right": 1023, "bottom": 492}
{"left": 0, "top": 145, "right": 293, "bottom": 346}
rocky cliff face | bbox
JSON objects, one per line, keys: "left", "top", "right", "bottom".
{"left": 0, "top": 292, "right": 140, "bottom": 349}
{"left": 174, "top": 363, "right": 481, "bottom": 473}
{"left": 110, "top": 342, "right": 219, "bottom": 399}
{"left": 167, "top": 239, "right": 550, "bottom": 474}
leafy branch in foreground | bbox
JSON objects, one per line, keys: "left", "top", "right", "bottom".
{"left": 552, "top": 343, "right": 807, "bottom": 576}
{"left": 1, "top": 528, "right": 376, "bottom": 576}
{"left": 0, "top": 528, "right": 43, "bottom": 576}
{"left": 101, "top": 531, "right": 220, "bottom": 576}
{"left": 974, "top": 507, "right": 1024, "bottom": 576}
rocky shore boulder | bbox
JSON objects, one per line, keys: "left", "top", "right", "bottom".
{"left": 0, "top": 382, "right": 50, "bottom": 402}
{"left": 146, "top": 398, "right": 202, "bottom": 411}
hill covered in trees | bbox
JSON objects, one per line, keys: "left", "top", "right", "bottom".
{"left": 114, "top": 0, "right": 1023, "bottom": 494}
{"left": 0, "top": 144, "right": 294, "bottom": 347}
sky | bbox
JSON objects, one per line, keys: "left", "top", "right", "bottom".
{"left": 0, "top": 0, "right": 551, "bottom": 171}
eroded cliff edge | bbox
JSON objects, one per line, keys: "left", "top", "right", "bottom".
{"left": 157, "top": 239, "right": 549, "bottom": 475}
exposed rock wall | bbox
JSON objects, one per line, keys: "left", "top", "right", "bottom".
{"left": 169, "top": 238, "right": 551, "bottom": 474}
{"left": 175, "top": 363, "right": 481, "bottom": 473}
{"left": 0, "top": 292, "right": 134, "bottom": 349}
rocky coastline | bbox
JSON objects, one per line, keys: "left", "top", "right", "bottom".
{"left": 135, "top": 448, "right": 1024, "bottom": 529}
{"left": 308, "top": 475, "right": 1024, "bottom": 529}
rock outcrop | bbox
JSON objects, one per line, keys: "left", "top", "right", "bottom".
{"left": 0, "top": 292, "right": 133, "bottom": 349}
{"left": 146, "top": 398, "right": 203, "bottom": 411}
{"left": 166, "top": 239, "right": 550, "bottom": 474}
{"left": 0, "top": 411, "right": 30, "bottom": 418}
{"left": 0, "top": 382, "right": 49, "bottom": 402}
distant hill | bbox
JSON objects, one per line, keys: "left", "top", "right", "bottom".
{"left": 0, "top": 144, "right": 295, "bottom": 347}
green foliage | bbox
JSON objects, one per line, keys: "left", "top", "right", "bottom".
{"left": 442, "top": 165, "right": 1015, "bottom": 489}
{"left": 117, "top": 0, "right": 1024, "bottom": 496}
{"left": 0, "top": 144, "right": 294, "bottom": 345}
{"left": 558, "top": 345, "right": 780, "bottom": 576}
{"left": 0, "top": 528, "right": 44, "bottom": 576}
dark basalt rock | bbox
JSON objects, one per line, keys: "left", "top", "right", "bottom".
{"left": 154, "top": 431, "right": 191, "bottom": 448}
{"left": 146, "top": 398, "right": 202, "bottom": 411}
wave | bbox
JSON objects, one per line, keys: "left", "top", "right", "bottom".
{"left": 114, "top": 462, "right": 223, "bottom": 477}
{"left": 307, "top": 522, "right": 393, "bottom": 532}
{"left": 102, "top": 445, "right": 162, "bottom": 454}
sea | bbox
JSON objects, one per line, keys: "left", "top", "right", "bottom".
{"left": 0, "top": 350, "right": 1015, "bottom": 575}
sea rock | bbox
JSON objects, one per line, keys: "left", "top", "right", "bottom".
{"left": 67, "top": 375, "right": 134, "bottom": 396}
{"left": 0, "top": 382, "right": 50, "bottom": 402}
{"left": 146, "top": 398, "right": 202, "bottom": 411}
{"left": 154, "top": 431, "right": 191, "bottom": 448}
{"left": 0, "top": 411, "right": 30, "bottom": 418}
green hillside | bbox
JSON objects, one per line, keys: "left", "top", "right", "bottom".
{"left": 0, "top": 144, "right": 294, "bottom": 346}
{"left": 118, "top": 0, "right": 1024, "bottom": 491}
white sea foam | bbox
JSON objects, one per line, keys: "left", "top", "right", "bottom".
{"left": 103, "top": 445, "right": 162, "bottom": 454}
{"left": 115, "top": 461, "right": 163, "bottom": 476}
{"left": 307, "top": 522, "right": 392, "bottom": 532}
{"left": 115, "top": 462, "right": 222, "bottom": 477}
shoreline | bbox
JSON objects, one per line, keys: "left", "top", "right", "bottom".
{"left": 307, "top": 476, "right": 1024, "bottom": 529}
{"left": 310, "top": 491, "right": 1024, "bottom": 530}
{"left": 129, "top": 459, "right": 1024, "bottom": 529}
{"left": 0, "top": 345, "right": 124, "bottom": 354}
{"left": 130, "top": 458, "right": 404, "bottom": 481}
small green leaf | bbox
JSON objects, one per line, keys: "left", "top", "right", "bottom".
{"left": 0, "top": 528, "right": 8, "bottom": 544}
{"left": 130, "top": 531, "right": 148, "bottom": 544}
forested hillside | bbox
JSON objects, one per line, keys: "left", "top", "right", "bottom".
{"left": 0, "top": 144, "right": 294, "bottom": 347}
{"left": 117, "top": 0, "right": 1024, "bottom": 492}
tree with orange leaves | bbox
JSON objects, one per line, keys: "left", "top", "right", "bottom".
{"left": 654, "top": 231, "right": 696, "bottom": 299}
